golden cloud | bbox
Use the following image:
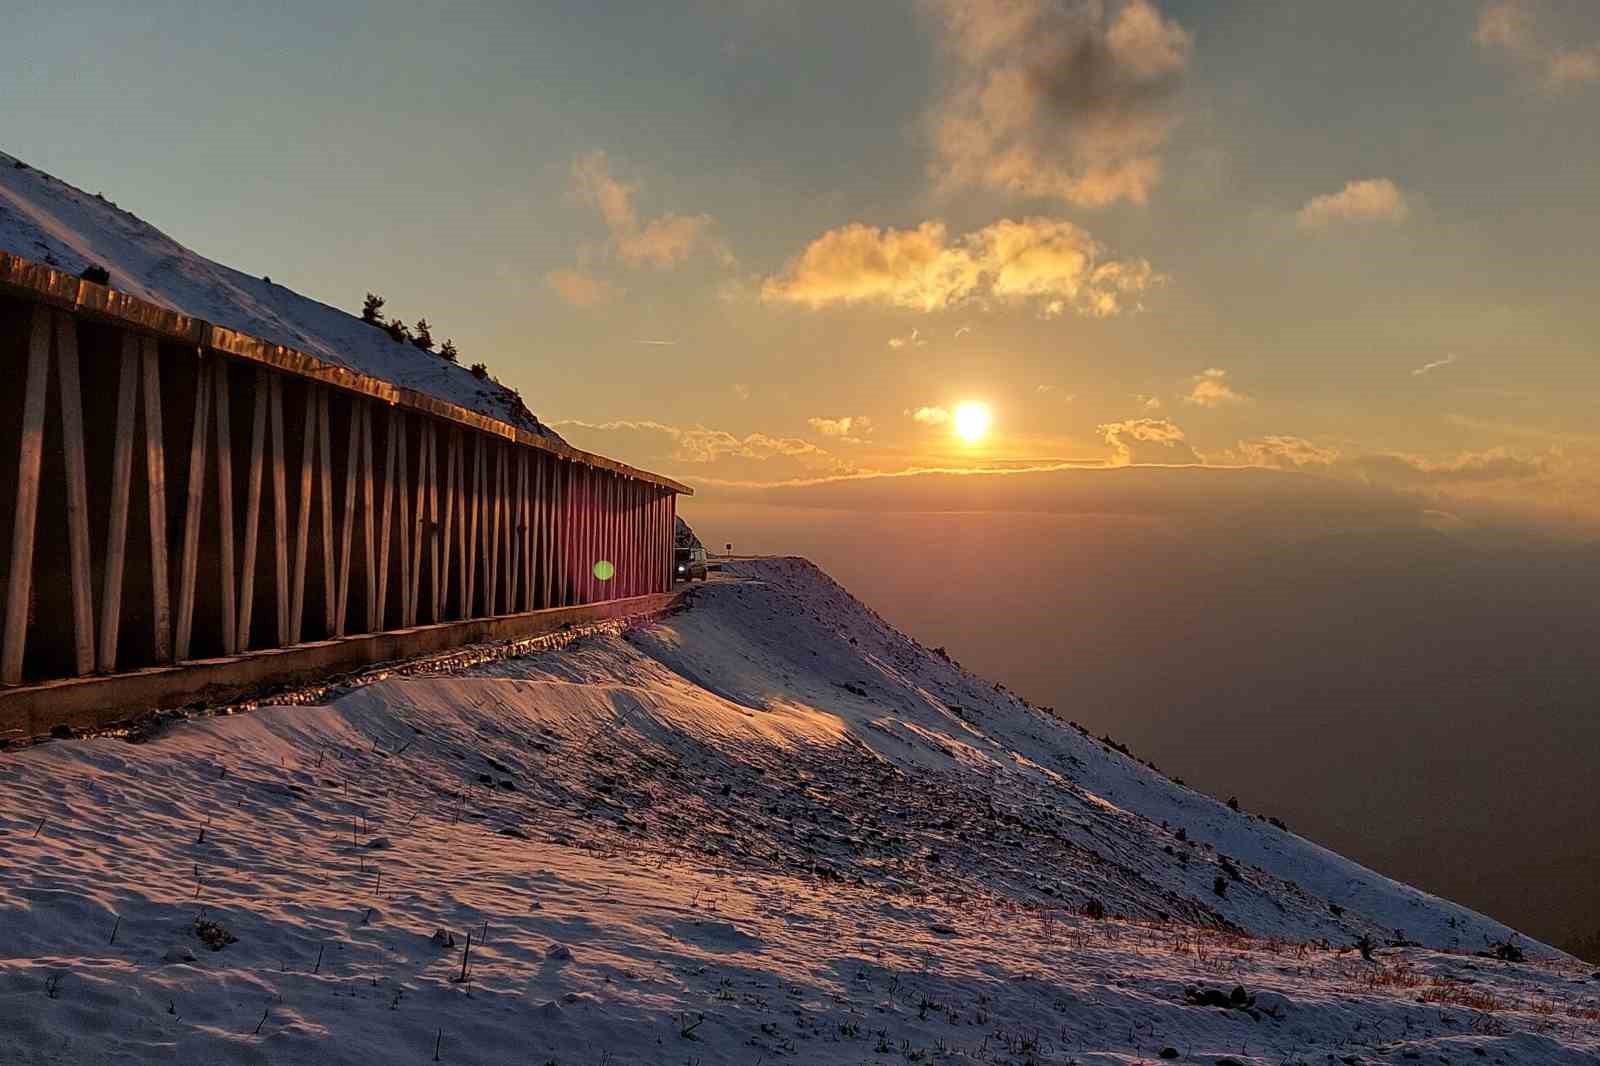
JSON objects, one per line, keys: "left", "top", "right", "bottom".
{"left": 547, "top": 419, "right": 857, "bottom": 486}
{"left": 1098, "top": 417, "right": 1202, "bottom": 465}
{"left": 1183, "top": 367, "right": 1252, "bottom": 408}
{"left": 1296, "top": 179, "right": 1410, "bottom": 230}
{"left": 569, "top": 151, "right": 728, "bottom": 268}
{"left": 808, "top": 416, "right": 873, "bottom": 441}
{"left": 544, "top": 268, "right": 617, "bottom": 308}
{"left": 1231, "top": 435, "right": 1550, "bottom": 487}
{"left": 926, "top": 0, "right": 1192, "bottom": 207}
{"left": 1545, "top": 47, "right": 1600, "bottom": 86}
{"left": 1476, "top": 1, "right": 1600, "bottom": 92}
{"left": 1232, "top": 435, "right": 1340, "bottom": 470}
{"left": 550, "top": 418, "right": 844, "bottom": 470}
{"left": 1349, "top": 448, "right": 1552, "bottom": 486}
{"left": 763, "top": 217, "right": 1158, "bottom": 315}
{"left": 1476, "top": 0, "right": 1535, "bottom": 52}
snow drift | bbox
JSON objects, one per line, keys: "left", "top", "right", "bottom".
{"left": 1, "top": 558, "right": 1595, "bottom": 1064}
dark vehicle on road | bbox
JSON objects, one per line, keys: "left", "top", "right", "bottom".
{"left": 675, "top": 546, "right": 708, "bottom": 582}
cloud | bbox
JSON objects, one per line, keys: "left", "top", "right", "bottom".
{"left": 1137, "top": 394, "right": 1162, "bottom": 410}
{"left": 1412, "top": 353, "right": 1460, "bottom": 377}
{"left": 925, "top": 0, "right": 1192, "bottom": 207}
{"left": 764, "top": 221, "right": 968, "bottom": 312}
{"left": 1231, "top": 434, "right": 1550, "bottom": 486}
{"left": 697, "top": 464, "right": 1428, "bottom": 531}
{"left": 1548, "top": 47, "right": 1600, "bottom": 87}
{"left": 545, "top": 268, "right": 617, "bottom": 308}
{"left": 808, "top": 415, "right": 873, "bottom": 443}
{"left": 1475, "top": 1, "right": 1600, "bottom": 92}
{"left": 1545, "top": 45, "right": 1600, "bottom": 88}
{"left": 1233, "top": 435, "right": 1340, "bottom": 470}
{"left": 1099, "top": 417, "right": 1202, "bottom": 465}
{"left": 954, "top": 325, "right": 973, "bottom": 338}
{"left": 569, "top": 151, "right": 729, "bottom": 268}
{"left": 1183, "top": 367, "right": 1252, "bottom": 408}
{"left": 1349, "top": 448, "right": 1551, "bottom": 486}
{"left": 909, "top": 405, "right": 952, "bottom": 426}
{"left": 1035, "top": 384, "right": 1077, "bottom": 402}
{"left": 763, "top": 217, "right": 1158, "bottom": 316}
{"left": 732, "top": 383, "right": 751, "bottom": 401}
{"left": 1296, "top": 179, "right": 1410, "bottom": 230}
{"left": 625, "top": 214, "right": 721, "bottom": 268}
{"left": 551, "top": 417, "right": 869, "bottom": 485}
{"left": 1476, "top": 0, "right": 1537, "bottom": 53}
{"left": 686, "top": 443, "right": 1590, "bottom": 537}
{"left": 889, "top": 328, "right": 929, "bottom": 349}
{"left": 551, "top": 418, "right": 841, "bottom": 468}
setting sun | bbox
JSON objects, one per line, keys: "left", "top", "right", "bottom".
{"left": 954, "top": 402, "right": 992, "bottom": 443}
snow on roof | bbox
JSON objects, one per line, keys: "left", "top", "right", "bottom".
{"left": 0, "top": 150, "right": 560, "bottom": 442}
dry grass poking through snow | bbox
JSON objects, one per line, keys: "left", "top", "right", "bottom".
{"left": 1, "top": 559, "right": 1597, "bottom": 1064}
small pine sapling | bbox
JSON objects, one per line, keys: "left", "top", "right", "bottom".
{"left": 412, "top": 319, "right": 434, "bottom": 351}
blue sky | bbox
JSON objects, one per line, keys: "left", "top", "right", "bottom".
{"left": 4, "top": 0, "right": 1598, "bottom": 527}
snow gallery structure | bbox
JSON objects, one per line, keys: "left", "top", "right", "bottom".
{"left": 0, "top": 252, "right": 691, "bottom": 738}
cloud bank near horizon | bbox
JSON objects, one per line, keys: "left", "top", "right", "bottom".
{"left": 555, "top": 407, "right": 1568, "bottom": 530}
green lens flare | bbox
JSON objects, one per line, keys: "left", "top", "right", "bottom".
{"left": 593, "top": 560, "right": 615, "bottom": 582}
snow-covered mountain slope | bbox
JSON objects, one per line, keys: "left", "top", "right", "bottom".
{"left": 0, "top": 151, "right": 556, "bottom": 439}
{"left": 638, "top": 559, "right": 1540, "bottom": 955}
{"left": 1, "top": 558, "right": 1595, "bottom": 1065}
